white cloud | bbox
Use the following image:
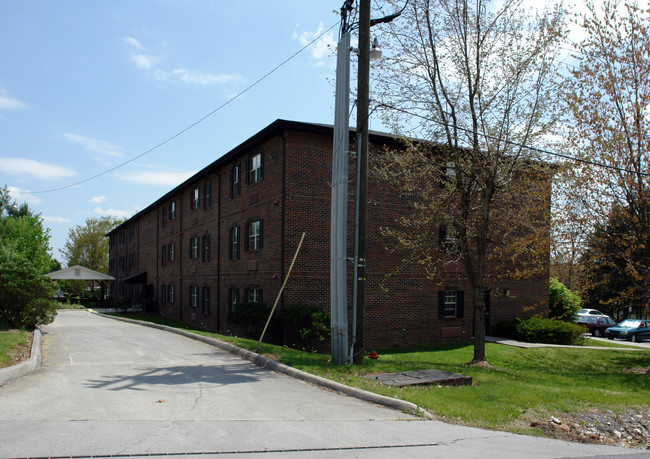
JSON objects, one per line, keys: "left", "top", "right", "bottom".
{"left": 0, "top": 90, "right": 28, "bottom": 111}
{"left": 0, "top": 158, "right": 76, "bottom": 180}
{"left": 293, "top": 22, "right": 336, "bottom": 62}
{"left": 92, "top": 207, "right": 137, "bottom": 219}
{"left": 60, "top": 133, "right": 124, "bottom": 161}
{"left": 153, "top": 68, "right": 242, "bottom": 86}
{"left": 124, "top": 36, "right": 144, "bottom": 50}
{"left": 131, "top": 54, "right": 158, "bottom": 70}
{"left": 118, "top": 169, "right": 197, "bottom": 186}
{"left": 43, "top": 216, "right": 71, "bottom": 224}
{"left": 89, "top": 195, "right": 106, "bottom": 204}
{"left": 6, "top": 186, "right": 42, "bottom": 206}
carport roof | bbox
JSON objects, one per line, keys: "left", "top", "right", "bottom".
{"left": 45, "top": 265, "right": 115, "bottom": 281}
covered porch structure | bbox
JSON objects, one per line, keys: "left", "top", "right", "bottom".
{"left": 45, "top": 265, "right": 115, "bottom": 307}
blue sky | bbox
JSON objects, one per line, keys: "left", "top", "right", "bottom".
{"left": 0, "top": 1, "right": 347, "bottom": 261}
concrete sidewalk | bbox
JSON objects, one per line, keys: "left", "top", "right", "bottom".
{"left": 486, "top": 335, "right": 650, "bottom": 350}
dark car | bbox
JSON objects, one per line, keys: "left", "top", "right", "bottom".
{"left": 577, "top": 315, "right": 616, "bottom": 337}
{"left": 604, "top": 319, "right": 650, "bottom": 342}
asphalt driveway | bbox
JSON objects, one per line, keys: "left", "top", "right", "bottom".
{"left": 0, "top": 310, "right": 642, "bottom": 458}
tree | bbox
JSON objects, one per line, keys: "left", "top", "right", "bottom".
{"left": 373, "top": 0, "right": 565, "bottom": 363}
{"left": 580, "top": 204, "right": 649, "bottom": 320}
{"left": 549, "top": 277, "right": 582, "bottom": 322}
{"left": 561, "top": 0, "right": 650, "bottom": 318}
{"left": 61, "top": 217, "right": 124, "bottom": 273}
{"left": 0, "top": 186, "right": 57, "bottom": 328}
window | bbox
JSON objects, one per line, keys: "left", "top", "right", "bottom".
{"left": 169, "top": 201, "right": 176, "bottom": 220}
{"left": 438, "top": 288, "right": 464, "bottom": 319}
{"left": 228, "top": 286, "right": 239, "bottom": 313}
{"left": 204, "top": 180, "right": 212, "bottom": 210}
{"left": 440, "top": 161, "right": 457, "bottom": 187}
{"left": 169, "top": 242, "right": 175, "bottom": 261}
{"left": 245, "top": 287, "right": 262, "bottom": 304}
{"left": 168, "top": 284, "right": 175, "bottom": 304}
{"left": 439, "top": 224, "right": 459, "bottom": 252}
{"left": 229, "top": 225, "right": 240, "bottom": 260}
{"left": 246, "top": 153, "right": 264, "bottom": 185}
{"left": 202, "top": 234, "right": 211, "bottom": 262}
{"left": 161, "top": 245, "right": 167, "bottom": 267}
{"left": 190, "top": 285, "right": 199, "bottom": 308}
{"left": 246, "top": 220, "right": 262, "bottom": 252}
{"left": 129, "top": 223, "right": 137, "bottom": 241}
{"left": 229, "top": 164, "right": 241, "bottom": 198}
{"left": 189, "top": 236, "right": 199, "bottom": 259}
{"left": 191, "top": 187, "right": 200, "bottom": 210}
{"left": 202, "top": 286, "right": 210, "bottom": 315}
{"left": 160, "top": 284, "right": 166, "bottom": 307}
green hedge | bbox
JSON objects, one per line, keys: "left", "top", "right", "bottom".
{"left": 493, "top": 317, "right": 586, "bottom": 345}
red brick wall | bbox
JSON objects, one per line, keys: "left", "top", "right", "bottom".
{"left": 108, "top": 121, "right": 551, "bottom": 350}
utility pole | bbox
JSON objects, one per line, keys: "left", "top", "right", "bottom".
{"left": 353, "top": 0, "right": 370, "bottom": 365}
{"left": 330, "top": 0, "right": 353, "bottom": 365}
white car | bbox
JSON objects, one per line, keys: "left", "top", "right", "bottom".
{"left": 575, "top": 308, "right": 606, "bottom": 320}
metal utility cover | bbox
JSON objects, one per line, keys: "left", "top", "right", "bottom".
{"left": 366, "top": 369, "right": 472, "bottom": 387}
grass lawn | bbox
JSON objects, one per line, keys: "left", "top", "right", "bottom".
{"left": 0, "top": 329, "right": 32, "bottom": 369}
{"left": 111, "top": 313, "right": 649, "bottom": 435}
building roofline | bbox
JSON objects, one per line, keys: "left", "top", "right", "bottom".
{"left": 107, "top": 119, "right": 400, "bottom": 236}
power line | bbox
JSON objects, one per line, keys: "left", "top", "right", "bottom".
{"left": 24, "top": 22, "right": 338, "bottom": 195}
{"left": 378, "top": 104, "right": 650, "bottom": 177}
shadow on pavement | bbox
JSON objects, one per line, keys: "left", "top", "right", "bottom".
{"left": 85, "top": 362, "right": 267, "bottom": 391}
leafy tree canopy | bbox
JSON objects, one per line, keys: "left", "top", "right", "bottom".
{"left": 61, "top": 216, "right": 124, "bottom": 272}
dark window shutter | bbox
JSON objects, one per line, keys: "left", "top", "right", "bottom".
{"left": 244, "top": 158, "right": 250, "bottom": 185}
{"left": 228, "top": 228, "right": 233, "bottom": 260}
{"left": 457, "top": 291, "right": 465, "bottom": 318}
{"left": 439, "top": 165, "right": 448, "bottom": 188}
{"left": 234, "top": 163, "right": 241, "bottom": 196}
{"left": 438, "top": 291, "right": 445, "bottom": 319}
{"left": 259, "top": 220, "right": 263, "bottom": 250}
{"left": 229, "top": 168, "right": 234, "bottom": 199}
{"left": 244, "top": 288, "right": 249, "bottom": 303}
{"left": 259, "top": 152, "right": 264, "bottom": 180}
{"left": 244, "top": 222, "right": 249, "bottom": 251}
{"left": 189, "top": 238, "right": 193, "bottom": 259}
{"left": 236, "top": 226, "right": 240, "bottom": 259}
{"left": 259, "top": 289, "right": 263, "bottom": 306}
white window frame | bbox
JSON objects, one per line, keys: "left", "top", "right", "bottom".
{"left": 444, "top": 290, "right": 457, "bottom": 318}
{"left": 249, "top": 220, "right": 261, "bottom": 251}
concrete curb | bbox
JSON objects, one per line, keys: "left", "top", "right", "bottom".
{"left": 97, "top": 312, "right": 430, "bottom": 418}
{"left": 0, "top": 328, "right": 42, "bottom": 385}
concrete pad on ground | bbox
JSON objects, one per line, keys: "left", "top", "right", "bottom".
{"left": 366, "top": 369, "right": 472, "bottom": 387}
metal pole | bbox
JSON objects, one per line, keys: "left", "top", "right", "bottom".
{"left": 353, "top": 0, "right": 370, "bottom": 365}
{"left": 349, "top": 132, "right": 362, "bottom": 364}
{"left": 257, "top": 233, "right": 306, "bottom": 354}
{"left": 330, "top": 7, "right": 352, "bottom": 364}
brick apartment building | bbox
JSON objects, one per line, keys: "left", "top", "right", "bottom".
{"left": 107, "top": 119, "right": 550, "bottom": 348}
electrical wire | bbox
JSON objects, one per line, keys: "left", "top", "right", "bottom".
{"left": 24, "top": 21, "right": 339, "bottom": 195}
{"left": 377, "top": 103, "right": 650, "bottom": 177}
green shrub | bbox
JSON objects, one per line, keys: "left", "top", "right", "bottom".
{"left": 549, "top": 277, "right": 582, "bottom": 322}
{"left": 492, "top": 318, "right": 521, "bottom": 339}
{"left": 515, "top": 317, "right": 585, "bottom": 345}
{"left": 494, "top": 317, "right": 585, "bottom": 345}
{"left": 279, "top": 302, "right": 330, "bottom": 352}
{"left": 0, "top": 246, "right": 57, "bottom": 328}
